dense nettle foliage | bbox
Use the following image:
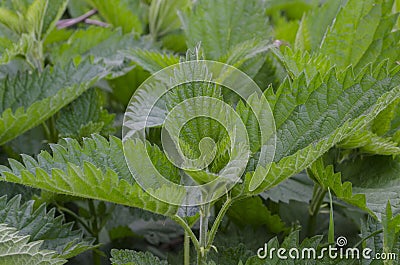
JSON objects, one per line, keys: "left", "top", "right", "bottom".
{"left": 0, "top": 0, "right": 399, "bottom": 264}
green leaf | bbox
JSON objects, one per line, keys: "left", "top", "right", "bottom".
{"left": 309, "top": 158, "right": 371, "bottom": 215}
{"left": 0, "top": 134, "right": 179, "bottom": 216}
{"left": 0, "top": 195, "right": 95, "bottom": 259}
{"left": 382, "top": 201, "right": 400, "bottom": 256}
{"left": 25, "top": 0, "right": 68, "bottom": 40}
{"left": 86, "top": 0, "right": 143, "bottom": 34}
{"left": 295, "top": 0, "right": 342, "bottom": 51}
{"left": 51, "top": 27, "right": 139, "bottom": 77}
{"left": 56, "top": 88, "right": 115, "bottom": 138}
{"left": 122, "top": 48, "right": 180, "bottom": 74}
{"left": 248, "top": 61, "right": 400, "bottom": 194}
{"left": 321, "top": 0, "right": 399, "bottom": 70}
{"left": 0, "top": 7, "right": 24, "bottom": 34}
{"left": 227, "top": 196, "right": 288, "bottom": 234}
{"left": 110, "top": 249, "right": 168, "bottom": 265}
{"left": 0, "top": 60, "right": 110, "bottom": 145}
{"left": 338, "top": 129, "right": 400, "bottom": 156}
{"left": 337, "top": 155, "right": 400, "bottom": 219}
{"left": 149, "top": 0, "right": 190, "bottom": 39}
{"left": 0, "top": 224, "right": 66, "bottom": 265}
{"left": 181, "top": 0, "right": 271, "bottom": 60}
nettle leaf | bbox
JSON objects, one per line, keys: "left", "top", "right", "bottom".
{"left": 289, "top": 0, "right": 400, "bottom": 75}
{"left": 338, "top": 129, "right": 400, "bottom": 156}
{"left": 51, "top": 27, "right": 139, "bottom": 78}
{"left": 309, "top": 158, "right": 371, "bottom": 216}
{"left": 0, "top": 60, "right": 110, "bottom": 145}
{"left": 0, "top": 134, "right": 179, "bottom": 216}
{"left": 227, "top": 196, "right": 288, "bottom": 234}
{"left": 149, "top": 0, "right": 191, "bottom": 39}
{"left": 110, "top": 249, "right": 168, "bottom": 265}
{"left": 181, "top": 0, "right": 271, "bottom": 60}
{"left": 25, "top": 0, "right": 68, "bottom": 40}
{"left": 0, "top": 195, "right": 95, "bottom": 259}
{"left": 122, "top": 48, "right": 180, "bottom": 74}
{"left": 337, "top": 155, "right": 400, "bottom": 219}
{"left": 56, "top": 88, "right": 115, "bottom": 139}
{"left": 295, "top": 0, "right": 342, "bottom": 51}
{"left": 248, "top": 62, "right": 400, "bottom": 194}
{"left": 0, "top": 224, "right": 66, "bottom": 265}
{"left": 86, "top": 0, "right": 143, "bottom": 34}
{"left": 320, "top": 0, "right": 400, "bottom": 72}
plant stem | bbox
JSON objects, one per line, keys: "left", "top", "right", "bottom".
{"left": 197, "top": 202, "right": 211, "bottom": 265}
{"left": 307, "top": 184, "right": 327, "bottom": 236}
{"left": 184, "top": 230, "right": 191, "bottom": 265}
{"left": 206, "top": 196, "right": 233, "bottom": 251}
{"left": 172, "top": 215, "right": 200, "bottom": 252}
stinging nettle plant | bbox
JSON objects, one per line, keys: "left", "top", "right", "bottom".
{"left": 0, "top": 0, "right": 399, "bottom": 264}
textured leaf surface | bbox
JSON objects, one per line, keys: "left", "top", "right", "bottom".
{"left": 182, "top": 0, "right": 271, "bottom": 59}
{"left": 87, "top": 0, "right": 143, "bottom": 34}
{"left": 0, "top": 61, "right": 109, "bottom": 145}
{"left": 0, "top": 135, "right": 179, "bottom": 216}
{"left": 248, "top": 62, "right": 400, "bottom": 194}
{"left": 309, "top": 158, "right": 371, "bottom": 215}
{"left": 0, "top": 224, "right": 66, "bottom": 265}
{"left": 56, "top": 88, "right": 115, "bottom": 138}
{"left": 122, "top": 48, "right": 180, "bottom": 74}
{"left": 0, "top": 195, "right": 95, "bottom": 259}
{"left": 337, "top": 155, "right": 400, "bottom": 219}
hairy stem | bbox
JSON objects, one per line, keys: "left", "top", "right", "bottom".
{"left": 207, "top": 196, "right": 233, "bottom": 251}
{"left": 197, "top": 203, "right": 211, "bottom": 265}
{"left": 172, "top": 215, "right": 200, "bottom": 252}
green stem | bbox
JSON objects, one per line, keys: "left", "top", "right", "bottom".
{"left": 56, "top": 204, "right": 92, "bottom": 234}
{"left": 206, "top": 196, "right": 233, "bottom": 251}
{"left": 172, "top": 215, "right": 200, "bottom": 252}
{"left": 307, "top": 184, "right": 327, "bottom": 236}
{"left": 353, "top": 229, "right": 383, "bottom": 248}
{"left": 197, "top": 202, "right": 211, "bottom": 265}
{"left": 184, "top": 230, "right": 190, "bottom": 265}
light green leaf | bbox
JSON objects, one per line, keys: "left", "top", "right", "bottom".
{"left": 0, "top": 60, "right": 110, "bottom": 145}
{"left": 181, "top": 0, "right": 271, "bottom": 60}
{"left": 0, "top": 195, "right": 95, "bottom": 259}
{"left": 86, "top": 0, "right": 143, "bottom": 34}
{"left": 309, "top": 158, "right": 371, "bottom": 215}
{"left": 0, "top": 224, "right": 66, "bottom": 265}
{"left": 149, "top": 0, "right": 190, "bottom": 39}
{"left": 248, "top": 61, "right": 400, "bottom": 194}
{"left": 51, "top": 27, "right": 139, "bottom": 77}
{"left": 321, "top": 0, "right": 380, "bottom": 69}
{"left": 0, "top": 134, "right": 179, "bottom": 216}
{"left": 122, "top": 48, "right": 180, "bottom": 74}
{"left": 338, "top": 130, "right": 400, "bottom": 155}
{"left": 295, "top": 0, "right": 342, "bottom": 51}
